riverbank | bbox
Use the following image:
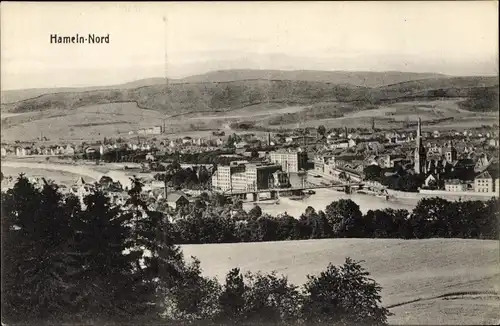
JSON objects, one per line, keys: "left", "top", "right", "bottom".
{"left": 243, "top": 188, "right": 419, "bottom": 216}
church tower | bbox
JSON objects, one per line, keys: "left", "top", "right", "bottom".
{"left": 444, "top": 140, "right": 457, "bottom": 163}
{"left": 414, "top": 118, "right": 427, "bottom": 175}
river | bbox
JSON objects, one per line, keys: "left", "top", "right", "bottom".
{"left": 243, "top": 188, "right": 418, "bottom": 217}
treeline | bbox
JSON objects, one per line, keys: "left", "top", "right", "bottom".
{"left": 153, "top": 163, "right": 211, "bottom": 190}
{"left": 168, "top": 194, "right": 499, "bottom": 244}
{"left": 458, "top": 86, "right": 499, "bottom": 112}
{"left": 2, "top": 176, "right": 389, "bottom": 325}
{"left": 363, "top": 165, "right": 424, "bottom": 192}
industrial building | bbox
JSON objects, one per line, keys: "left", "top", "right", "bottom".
{"left": 211, "top": 161, "right": 288, "bottom": 193}
{"left": 269, "top": 150, "right": 308, "bottom": 173}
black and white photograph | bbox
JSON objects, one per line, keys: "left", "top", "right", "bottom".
{"left": 1, "top": 2, "right": 499, "bottom": 325}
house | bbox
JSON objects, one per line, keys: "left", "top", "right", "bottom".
{"left": 328, "top": 140, "right": 349, "bottom": 149}
{"left": 424, "top": 174, "right": 438, "bottom": 188}
{"left": 379, "top": 154, "right": 406, "bottom": 169}
{"left": 474, "top": 154, "right": 491, "bottom": 172}
{"left": 364, "top": 155, "right": 380, "bottom": 166}
{"left": 488, "top": 139, "right": 499, "bottom": 148}
{"left": 327, "top": 132, "right": 337, "bottom": 139}
{"left": 182, "top": 137, "right": 193, "bottom": 145}
{"left": 85, "top": 147, "right": 98, "bottom": 155}
{"left": 444, "top": 179, "right": 467, "bottom": 192}
{"left": 165, "top": 191, "right": 189, "bottom": 210}
{"left": 235, "top": 141, "right": 249, "bottom": 149}
{"left": 98, "top": 176, "right": 123, "bottom": 192}
{"left": 65, "top": 145, "right": 75, "bottom": 155}
{"left": 314, "top": 155, "right": 333, "bottom": 174}
{"left": 15, "top": 147, "right": 30, "bottom": 156}
{"left": 474, "top": 171, "right": 493, "bottom": 193}
{"left": 71, "top": 177, "right": 95, "bottom": 205}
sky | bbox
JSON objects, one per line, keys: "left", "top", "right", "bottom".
{"left": 1, "top": 1, "right": 498, "bottom": 90}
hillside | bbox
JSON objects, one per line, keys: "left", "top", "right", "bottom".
{"left": 0, "top": 78, "right": 172, "bottom": 104}
{"left": 181, "top": 238, "right": 500, "bottom": 325}
{"left": 1, "top": 70, "right": 446, "bottom": 104}
{"left": 2, "top": 76, "right": 498, "bottom": 115}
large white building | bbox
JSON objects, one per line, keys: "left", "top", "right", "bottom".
{"left": 212, "top": 162, "right": 283, "bottom": 193}
{"left": 474, "top": 171, "right": 493, "bottom": 193}
{"left": 269, "top": 150, "right": 307, "bottom": 173}
{"left": 444, "top": 179, "right": 467, "bottom": 192}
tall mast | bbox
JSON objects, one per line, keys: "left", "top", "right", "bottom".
{"left": 417, "top": 117, "right": 422, "bottom": 138}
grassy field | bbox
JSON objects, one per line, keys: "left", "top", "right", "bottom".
{"left": 2, "top": 97, "right": 498, "bottom": 142}
{"left": 268, "top": 99, "right": 498, "bottom": 130}
{"left": 181, "top": 238, "right": 500, "bottom": 325}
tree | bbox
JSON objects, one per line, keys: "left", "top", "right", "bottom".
{"left": 1, "top": 175, "right": 77, "bottom": 323}
{"left": 363, "top": 165, "right": 382, "bottom": 181}
{"left": 408, "top": 197, "right": 451, "bottom": 238}
{"left": 198, "top": 166, "right": 210, "bottom": 185}
{"left": 164, "top": 258, "right": 222, "bottom": 322}
{"left": 301, "top": 207, "right": 331, "bottom": 239}
{"left": 325, "top": 199, "right": 363, "bottom": 237}
{"left": 72, "top": 190, "right": 154, "bottom": 321}
{"left": 238, "top": 271, "right": 302, "bottom": 324}
{"left": 317, "top": 125, "right": 327, "bottom": 138}
{"left": 218, "top": 268, "right": 246, "bottom": 322}
{"left": 301, "top": 258, "right": 390, "bottom": 325}
{"left": 248, "top": 205, "right": 263, "bottom": 219}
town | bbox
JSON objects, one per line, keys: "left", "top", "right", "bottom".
{"left": 2, "top": 2, "right": 499, "bottom": 325}
{"left": 2, "top": 117, "right": 499, "bottom": 211}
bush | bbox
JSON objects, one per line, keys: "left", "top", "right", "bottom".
{"left": 301, "top": 258, "right": 390, "bottom": 325}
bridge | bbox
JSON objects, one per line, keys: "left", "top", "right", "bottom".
{"left": 218, "top": 181, "right": 364, "bottom": 202}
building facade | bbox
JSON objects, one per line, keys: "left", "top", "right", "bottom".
{"left": 444, "top": 179, "right": 467, "bottom": 192}
{"left": 270, "top": 150, "right": 307, "bottom": 173}
{"left": 245, "top": 163, "right": 282, "bottom": 191}
{"left": 474, "top": 171, "right": 493, "bottom": 193}
{"left": 212, "top": 162, "right": 284, "bottom": 192}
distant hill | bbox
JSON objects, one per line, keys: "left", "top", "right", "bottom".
{"left": 2, "top": 76, "right": 498, "bottom": 116}
{"left": 1, "top": 79, "right": 170, "bottom": 104}
{"left": 1, "top": 69, "right": 446, "bottom": 104}
{"left": 179, "top": 69, "right": 447, "bottom": 87}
